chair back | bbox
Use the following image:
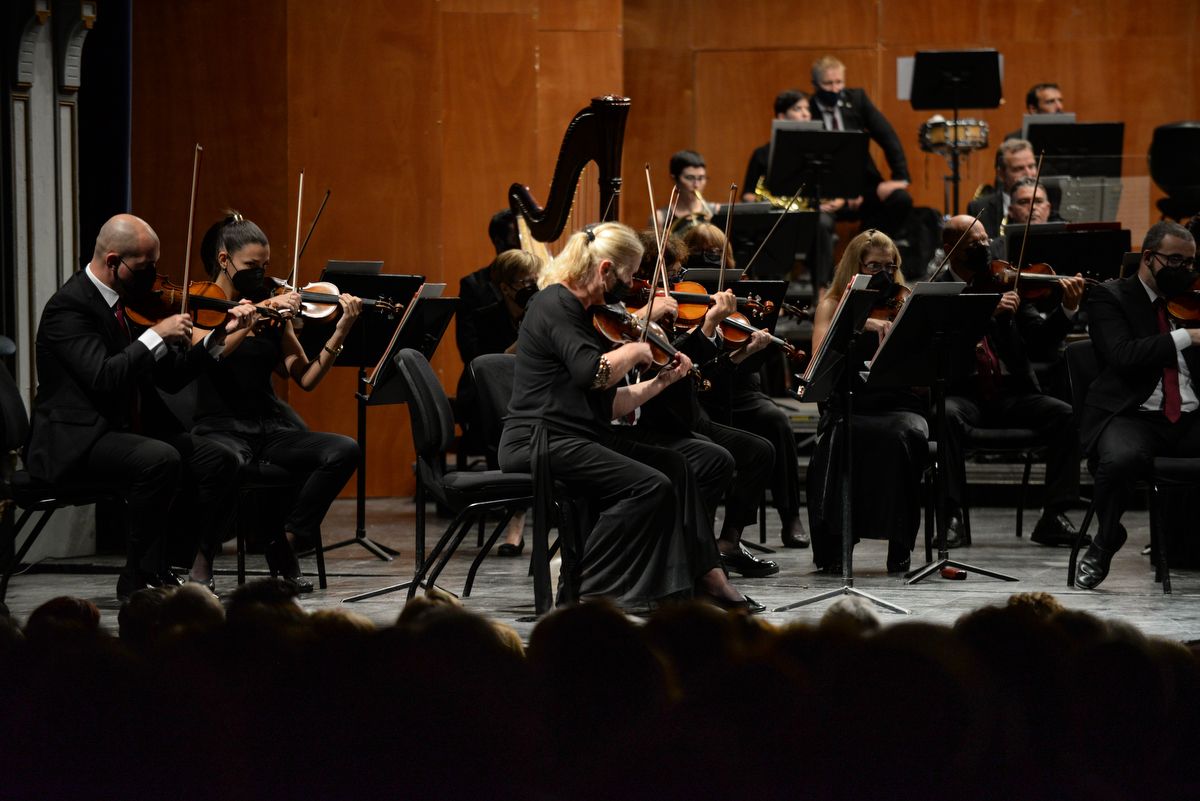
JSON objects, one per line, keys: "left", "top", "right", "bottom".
{"left": 394, "top": 348, "right": 457, "bottom": 462}
{"left": 0, "top": 361, "right": 30, "bottom": 457}
{"left": 1065, "top": 339, "right": 1100, "bottom": 420}
{"left": 469, "top": 353, "right": 516, "bottom": 470}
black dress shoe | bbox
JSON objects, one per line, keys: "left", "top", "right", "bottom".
{"left": 155, "top": 571, "right": 186, "bottom": 588}
{"left": 817, "top": 562, "right": 843, "bottom": 575}
{"left": 116, "top": 571, "right": 155, "bottom": 603}
{"left": 496, "top": 538, "right": 525, "bottom": 557}
{"left": 944, "top": 513, "right": 970, "bottom": 549}
{"left": 702, "top": 592, "right": 766, "bottom": 614}
{"left": 719, "top": 543, "right": 780, "bottom": 577}
{"left": 1076, "top": 525, "right": 1127, "bottom": 590}
{"left": 264, "top": 538, "right": 314, "bottom": 594}
{"left": 186, "top": 576, "right": 218, "bottom": 596}
{"left": 886, "top": 557, "right": 911, "bottom": 574}
{"left": 1031, "top": 512, "right": 1087, "bottom": 547}
{"left": 781, "top": 516, "right": 810, "bottom": 549}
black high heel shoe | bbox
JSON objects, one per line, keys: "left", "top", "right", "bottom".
{"left": 264, "top": 538, "right": 314, "bottom": 594}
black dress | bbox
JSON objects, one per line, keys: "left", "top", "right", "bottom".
{"left": 498, "top": 285, "right": 720, "bottom": 609}
{"left": 192, "top": 325, "right": 359, "bottom": 549}
{"left": 806, "top": 333, "right": 930, "bottom": 569}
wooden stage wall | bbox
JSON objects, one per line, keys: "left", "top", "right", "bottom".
{"left": 129, "top": 0, "right": 1197, "bottom": 497}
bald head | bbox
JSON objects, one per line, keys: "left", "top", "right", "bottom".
{"left": 942, "top": 215, "right": 990, "bottom": 275}
{"left": 88, "top": 214, "right": 161, "bottom": 295}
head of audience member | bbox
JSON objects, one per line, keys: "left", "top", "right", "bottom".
{"left": 994, "top": 139, "right": 1038, "bottom": 194}
{"left": 1138, "top": 220, "right": 1197, "bottom": 299}
{"left": 773, "top": 88, "right": 812, "bottom": 121}
{"left": 24, "top": 595, "right": 103, "bottom": 646}
{"left": 829, "top": 228, "right": 905, "bottom": 300}
{"left": 668, "top": 149, "right": 708, "bottom": 201}
{"left": 200, "top": 210, "right": 272, "bottom": 302}
{"left": 1025, "top": 82, "right": 1065, "bottom": 114}
{"left": 117, "top": 586, "right": 173, "bottom": 650}
{"left": 1007, "top": 177, "right": 1051, "bottom": 225}
{"left": 682, "top": 222, "right": 735, "bottom": 269}
{"left": 637, "top": 230, "right": 688, "bottom": 283}
{"left": 90, "top": 214, "right": 162, "bottom": 302}
{"left": 489, "top": 249, "right": 542, "bottom": 319}
{"left": 943, "top": 215, "right": 992, "bottom": 278}
{"left": 538, "top": 222, "right": 644, "bottom": 308}
{"left": 810, "top": 55, "right": 846, "bottom": 109}
{"left": 488, "top": 209, "right": 520, "bottom": 256}
{"left": 159, "top": 582, "right": 226, "bottom": 636}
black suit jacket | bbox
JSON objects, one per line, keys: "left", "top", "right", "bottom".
{"left": 816, "top": 87, "right": 911, "bottom": 190}
{"left": 26, "top": 269, "right": 214, "bottom": 483}
{"left": 966, "top": 190, "right": 1005, "bottom": 239}
{"left": 1080, "top": 275, "right": 1200, "bottom": 451}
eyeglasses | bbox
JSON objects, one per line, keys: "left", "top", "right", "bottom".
{"left": 860, "top": 261, "right": 898, "bottom": 275}
{"left": 119, "top": 257, "right": 155, "bottom": 274}
{"left": 1149, "top": 251, "right": 1197, "bottom": 270}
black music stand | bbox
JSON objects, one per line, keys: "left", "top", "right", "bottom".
{"left": 910, "top": 49, "right": 1002, "bottom": 214}
{"left": 297, "top": 268, "right": 425, "bottom": 561}
{"left": 1003, "top": 224, "right": 1130, "bottom": 281}
{"left": 708, "top": 206, "right": 818, "bottom": 279}
{"left": 1026, "top": 122, "right": 1125, "bottom": 178}
{"left": 767, "top": 128, "right": 868, "bottom": 209}
{"left": 774, "top": 281, "right": 910, "bottom": 614}
{"left": 866, "top": 283, "right": 1018, "bottom": 584}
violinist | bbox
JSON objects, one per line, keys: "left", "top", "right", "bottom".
{"left": 184, "top": 212, "right": 361, "bottom": 593}
{"left": 498, "top": 222, "right": 760, "bottom": 612}
{"left": 652, "top": 150, "right": 719, "bottom": 237}
{"left": 1006, "top": 178, "right": 1052, "bottom": 227}
{"left": 26, "top": 214, "right": 257, "bottom": 602}
{"left": 807, "top": 230, "right": 928, "bottom": 573}
{"left": 632, "top": 231, "right": 780, "bottom": 578}
{"left": 688, "top": 225, "right": 811, "bottom": 550}
{"left": 1076, "top": 221, "right": 1199, "bottom": 589}
{"left": 937, "top": 215, "right": 1082, "bottom": 549}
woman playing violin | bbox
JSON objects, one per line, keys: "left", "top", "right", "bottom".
{"left": 185, "top": 211, "right": 361, "bottom": 593}
{"left": 498, "top": 222, "right": 758, "bottom": 612}
{"left": 807, "top": 229, "right": 929, "bottom": 573}
{"left": 687, "top": 225, "right": 811, "bottom": 549}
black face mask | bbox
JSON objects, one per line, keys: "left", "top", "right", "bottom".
{"left": 962, "top": 241, "right": 991, "bottom": 274}
{"left": 228, "top": 265, "right": 269, "bottom": 301}
{"left": 866, "top": 270, "right": 893, "bottom": 292}
{"left": 1153, "top": 262, "right": 1196, "bottom": 299}
{"left": 814, "top": 88, "right": 841, "bottom": 108}
{"left": 513, "top": 284, "right": 538, "bottom": 309}
{"left": 603, "top": 276, "right": 631, "bottom": 306}
{"left": 118, "top": 262, "right": 157, "bottom": 298}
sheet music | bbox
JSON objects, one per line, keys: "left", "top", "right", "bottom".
{"left": 368, "top": 283, "right": 446, "bottom": 385}
{"left": 796, "top": 274, "right": 873, "bottom": 395}
{"left": 869, "top": 280, "right": 964, "bottom": 365}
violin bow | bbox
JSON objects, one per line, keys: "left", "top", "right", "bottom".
{"left": 743, "top": 183, "right": 805, "bottom": 275}
{"left": 1012, "top": 151, "right": 1046, "bottom": 295}
{"left": 718, "top": 183, "right": 737, "bottom": 293}
{"left": 289, "top": 170, "right": 305, "bottom": 290}
{"left": 297, "top": 188, "right": 331, "bottom": 262}
{"left": 927, "top": 213, "right": 983, "bottom": 283}
{"left": 180, "top": 143, "right": 203, "bottom": 317}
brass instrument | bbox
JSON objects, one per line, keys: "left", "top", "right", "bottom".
{"left": 753, "top": 176, "right": 812, "bottom": 211}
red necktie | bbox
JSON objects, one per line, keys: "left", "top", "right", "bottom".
{"left": 114, "top": 301, "right": 131, "bottom": 341}
{"left": 114, "top": 301, "right": 142, "bottom": 431}
{"left": 1155, "top": 300, "right": 1182, "bottom": 423}
{"left": 975, "top": 337, "right": 1001, "bottom": 402}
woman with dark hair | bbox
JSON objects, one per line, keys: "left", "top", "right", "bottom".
{"left": 186, "top": 211, "right": 361, "bottom": 593}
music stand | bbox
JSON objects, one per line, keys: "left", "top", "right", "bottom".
{"left": 767, "top": 128, "right": 868, "bottom": 207}
{"left": 296, "top": 268, "right": 425, "bottom": 561}
{"left": 774, "top": 279, "right": 909, "bottom": 614}
{"left": 866, "top": 283, "right": 1018, "bottom": 584}
{"left": 909, "top": 49, "right": 1002, "bottom": 214}
{"left": 707, "top": 206, "right": 818, "bottom": 279}
{"left": 1004, "top": 224, "right": 1130, "bottom": 281}
{"left": 1026, "top": 122, "right": 1124, "bottom": 178}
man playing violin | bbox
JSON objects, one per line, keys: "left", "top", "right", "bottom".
{"left": 26, "top": 214, "right": 258, "bottom": 601}
{"left": 1077, "top": 221, "right": 1199, "bottom": 589}
{"left": 937, "top": 215, "right": 1082, "bottom": 548}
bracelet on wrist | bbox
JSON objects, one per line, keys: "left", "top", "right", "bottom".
{"left": 323, "top": 343, "right": 344, "bottom": 358}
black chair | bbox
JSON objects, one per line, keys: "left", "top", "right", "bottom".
{"left": 0, "top": 360, "right": 120, "bottom": 602}
{"left": 958, "top": 427, "right": 1045, "bottom": 541}
{"left": 1149, "top": 122, "right": 1200, "bottom": 222}
{"left": 1064, "top": 339, "right": 1198, "bottom": 593}
{"left": 342, "top": 350, "right": 541, "bottom": 607}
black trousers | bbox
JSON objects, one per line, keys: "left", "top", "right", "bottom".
{"left": 943, "top": 388, "right": 1080, "bottom": 516}
{"left": 1091, "top": 411, "right": 1200, "bottom": 552}
{"left": 696, "top": 419, "right": 774, "bottom": 532}
{"left": 201, "top": 428, "right": 359, "bottom": 547}
{"left": 500, "top": 423, "right": 720, "bottom": 608}
{"left": 729, "top": 388, "right": 802, "bottom": 524}
{"left": 83, "top": 431, "right": 238, "bottom": 575}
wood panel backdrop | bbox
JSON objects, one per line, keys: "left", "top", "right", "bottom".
{"left": 128, "top": 0, "right": 1198, "bottom": 496}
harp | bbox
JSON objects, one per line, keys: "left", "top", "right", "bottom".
{"left": 508, "top": 95, "right": 631, "bottom": 255}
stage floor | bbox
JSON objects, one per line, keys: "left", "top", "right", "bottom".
{"left": 5, "top": 499, "right": 1198, "bottom": 642}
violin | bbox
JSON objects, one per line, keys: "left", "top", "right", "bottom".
{"left": 965, "top": 259, "right": 1098, "bottom": 302}
{"left": 126, "top": 275, "right": 285, "bottom": 329}
{"left": 1166, "top": 274, "right": 1200, "bottom": 328}
{"left": 266, "top": 276, "right": 400, "bottom": 320}
{"left": 869, "top": 283, "right": 911, "bottom": 322}
{"left": 626, "top": 278, "right": 771, "bottom": 323}
{"left": 591, "top": 303, "right": 708, "bottom": 388}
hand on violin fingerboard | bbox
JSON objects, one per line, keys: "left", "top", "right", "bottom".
{"left": 730, "top": 328, "right": 772, "bottom": 364}
{"left": 655, "top": 351, "right": 693, "bottom": 385}
{"left": 1060, "top": 274, "right": 1086, "bottom": 312}
{"left": 335, "top": 294, "right": 363, "bottom": 332}
{"left": 993, "top": 291, "right": 1021, "bottom": 318}
{"left": 701, "top": 291, "right": 737, "bottom": 337}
